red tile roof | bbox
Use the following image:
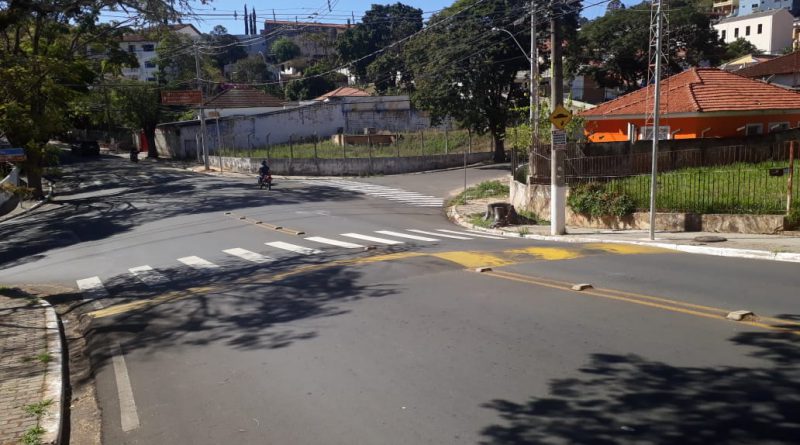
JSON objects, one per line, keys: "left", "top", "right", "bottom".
{"left": 314, "top": 87, "right": 370, "bottom": 100}
{"left": 205, "top": 88, "right": 285, "bottom": 108}
{"left": 736, "top": 51, "right": 800, "bottom": 78}
{"left": 581, "top": 68, "right": 800, "bottom": 118}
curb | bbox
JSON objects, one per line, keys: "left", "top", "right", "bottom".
{"left": 447, "top": 206, "right": 800, "bottom": 264}
{"left": 0, "top": 179, "right": 55, "bottom": 224}
{"left": 39, "top": 300, "right": 64, "bottom": 445}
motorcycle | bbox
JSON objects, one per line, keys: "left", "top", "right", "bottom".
{"left": 258, "top": 173, "right": 272, "bottom": 190}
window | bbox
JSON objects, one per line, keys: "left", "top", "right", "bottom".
{"left": 769, "top": 122, "right": 789, "bottom": 132}
{"left": 721, "top": 29, "right": 726, "bottom": 40}
{"left": 639, "top": 126, "right": 670, "bottom": 141}
{"left": 127, "top": 44, "right": 136, "bottom": 53}
{"left": 144, "top": 60, "right": 156, "bottom": 68}
{"left": 142, "top": 44, "right": 155, "bottom": 52}
{"left": 146, "top": 77, "right": 156, "bottom": 82}
{"left": 746, "top": 26, "right": 750, "bottom": 36}
{"left": 745, "top": 123, "right": 763, "bottom": 135}
{"left": 758, "top": 24, "right": 763, "bottom": 34}
{"left": 734, "top": 27, "right": 739, "bottom": 38}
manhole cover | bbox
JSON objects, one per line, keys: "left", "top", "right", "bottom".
{"left": 693, "top": 235, "right": 727, "bottom": 243}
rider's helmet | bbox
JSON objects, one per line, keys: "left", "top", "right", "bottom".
{"left": 261, "top": 160, "right": 267, "bottom": 167}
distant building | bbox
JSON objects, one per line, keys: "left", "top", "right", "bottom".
{"left": 120, "top": 24, "right": 202, "bottom": 82}
{"left": 736, "top": 50, "right": 800, "bottom": 88}
{"left": 606, "top": 0, "right": 625, "bottom": 13}
{"left": 260, "top": 20, "right": 348, "bottom": 60}
{"left": 314, "top": 87, "right": 370, "bottom": 101}
{"left": 204, "top": 88, "right": 287, "bottom": 118}
{"left": 712, "top": 0, "right": 739, "bottom": 17}
{"left": 719, "top": 53, "right": 778, "bottom": 70}
{"left": 713, "top": 9, "right": 794, "bottom": 54}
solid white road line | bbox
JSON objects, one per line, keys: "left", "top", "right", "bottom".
{"left": 76, "top": 276, "right": 109, "bottom": 299}
{"left": 437, "top": 229, "right": 505, "bottom": 239}
{"left": 223, "top": 248, "right": 273, "bottom": 264}
{"left": 111, "top": 342, "right": 140, "bottom": 432}
{"left": 305, "top": 236, "right": 365, "bottom": 249}
{"left": 265, "top": 241, "right": 322, "bottom": 255}
{"left": 341, "top": 233, "right": 404, "bottom": 245}
{"left": 408, "top": 229, "right": 472, "bottom": 240}
{"left": 375, "top": 230, "right": 439, "bottom": 242}
{"left": 177, "top": 256, "right": 219, "bottom": 269}
{"left": 128, "top": 265, "right": 168, "bottom": 285}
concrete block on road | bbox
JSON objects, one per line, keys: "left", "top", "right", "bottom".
{"left": 571, "top": 283, "right": 593, "bottom": 291}
{"left": 726, "top": 310, "right": 756, "bottom": 321}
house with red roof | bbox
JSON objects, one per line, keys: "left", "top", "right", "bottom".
{"left": 580, "top": 68, "right": 800, "bottom": 143}
{"left": 204, "top": 88, "right": 287, "bottom": 118}
{"left": 314, "top": 87, "right": 371, "bottom": 101}
{"left": 735, "top": 50, "right": 800, "bottom": 90}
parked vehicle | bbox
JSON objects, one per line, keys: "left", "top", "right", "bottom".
{"left": 70, "top": 140, "right": 100, "bottom": 156}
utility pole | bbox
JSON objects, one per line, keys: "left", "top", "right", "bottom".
{"left": 550, "top": 1, "right": 566, "bottom": 235}
{"left": 194, "top": 44, "right": 209, "bottom": 170}
{"left": 648, "top": 0, "right": 666, "bottom": 240}
{"left": 530, "top": 0, "right": 539, "bottom": 179}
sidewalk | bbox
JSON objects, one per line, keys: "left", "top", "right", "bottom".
{"left": 0, "top": 292, "right": 63, "bottom": 445}
{"left": 450, "top": 198, "right": 800, "bottom": 263}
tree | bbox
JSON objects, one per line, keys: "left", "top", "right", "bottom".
{"left": 204, "top": 25, "right": 247, "bottom": 72}
{"left": 570, "top": 0, "right": 725, "bottom": 92}
{"left": 271, "top": 37, "right": 301, "bottom": 62}
{"left": 336, "top": 3, "right": 423, "bottom": 90}
{"left": 403, "top": 0, "right": 532, "bottom": 162}
{"left": 111, "top": 80, "right": 169, "bottom": 158}
{"left": 231, "top": 55, "right": 274, "bottom": 83}
{"left": 0, "top": 0, "right": 195, "bottom": 196}
{"left": 724, "top": 38, "right": 762, "bottom": 61}
{"left": 283, "top": 63, "right": 339, "bottom": 101}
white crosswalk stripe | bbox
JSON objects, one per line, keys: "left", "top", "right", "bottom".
{"left": 223, "top": 248, "right": 273, "bottom": 264}
{"left": 305, "top": 237, "right": 365, "bottom": 249}
{"left": 408, "top": 229, "right": 473, "bottom": 240}
{"left": 266, "top": 241, "right": 322, "bottom": 255}
{"left": 128, "top": 265, "right": 168, "bottom": 285}
{"left": 438, "top": 229, "right": 505, "bottom": 240}
{"left": 302, "top": 179, "right": 444, "bottom": 208}
{"left": 177, "top": 256, "right": 219, "bottom": 269}
{"left": 77, "top": 276, "right": 109, "bottom": 299}
{"left": 341, "top": 233, "right": 404, "bottom": 245}
{"left": 375, "top": 230, "right": 439, "bottom": 242}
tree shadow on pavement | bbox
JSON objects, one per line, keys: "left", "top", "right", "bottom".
{"left": 479, "top": 330, "right": 800, "bottom": 445}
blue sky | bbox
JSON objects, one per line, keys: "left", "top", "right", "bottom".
{"left": 104, "top": 0, "right": 633, "bottom": 33}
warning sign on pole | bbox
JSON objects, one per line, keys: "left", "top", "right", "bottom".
{"left": 549, "top": 104, "right": 572, "bottom": 130}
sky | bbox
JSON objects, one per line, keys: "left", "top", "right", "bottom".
{"left": 102, "top": 0, "right": 636, "bottom": 34}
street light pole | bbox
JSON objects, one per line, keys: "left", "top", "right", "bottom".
{"left": 550, "top": 1, "right": 566, "bottom": 235}
{"left": 194, "top": 44, "right": 209, "bottom": 170}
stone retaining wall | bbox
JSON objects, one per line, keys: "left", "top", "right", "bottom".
{"left": 510, "top": 177, "right": 788, "bottom": 234}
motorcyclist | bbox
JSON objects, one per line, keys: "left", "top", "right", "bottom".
{"left": 258, "top": 160, "right": 270, "bottom": 179}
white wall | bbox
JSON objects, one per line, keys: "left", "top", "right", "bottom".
{"left": 207, "top": 107, "right": 287, "bottom": 118}
{"left": 714, "top": 9, "right": 794, "bottom": 54}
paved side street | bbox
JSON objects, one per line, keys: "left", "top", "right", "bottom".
{"left": 0, "top": 293, "right": 61, "bottom": 445}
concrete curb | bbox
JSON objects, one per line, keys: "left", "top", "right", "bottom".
{"left": 0, "top": 178, "right": 55, "bottom": 224}
{"left": 38, "top": 300, "right": 64, "bottom": 445}
{"left": 447, "top": 206, "right": 800, "bottom": 264}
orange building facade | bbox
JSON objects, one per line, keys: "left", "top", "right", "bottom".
{"left": 581, "top": 68, "right": 800, "bottom": 143}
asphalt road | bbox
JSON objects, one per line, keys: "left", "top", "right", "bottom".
{"left": 2, "top": 154, "right": 798, "bottom": 444}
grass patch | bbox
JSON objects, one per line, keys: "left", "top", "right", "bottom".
{"left": 35, "top": 352, "right": 53, "bottom": 364}
{"left": 468, "top": 213, "right": 493, "bottom": 228}
{"left": 449, "top": 180, "right": 510, "bottom": 206}
{"left": 517, "top": 209, "right": 539, "bottom": 224}
{"left": 602, "top": 160, "right": 800, "bottom": 215}
{"left": 21, "top": 426, "right": 45, "bottom": 445}
{"left": 23, "top": 400, "right": 53, "bottom": 417}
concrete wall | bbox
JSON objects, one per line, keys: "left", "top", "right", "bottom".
{"left": 217, "top": 152, "right": 493, "bottom": 176}
{"left": 156, "top": 97, "right": 436, "bottom": 159}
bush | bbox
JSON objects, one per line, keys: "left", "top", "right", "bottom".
{"left": 568, "top": 182, "right": 636, "bottom": 218}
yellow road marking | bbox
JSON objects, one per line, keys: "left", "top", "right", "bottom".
{"left": 483, "top": 270, "right": 799, "bottom": 335}
{"left": 88, "top": 286, "right": 214, "bottom": 318}
{"left": 431, "top": 251, "right": 515, "bottom": 268}
{"left": 584, "top": 243, "right": 671, "bottom": 255}
{"left": 506, "top": 246, "right": 583, "bottom": 261}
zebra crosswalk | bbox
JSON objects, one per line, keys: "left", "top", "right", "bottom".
{"left": 301, "top": 179, "right": 444, "bottom": 207}
{"left": 75, "top": 227, "right": 507, "bottom": 300}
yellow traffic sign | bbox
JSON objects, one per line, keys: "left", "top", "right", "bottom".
{"left": 549, "top": 104, "right": 572, "bottom": 130}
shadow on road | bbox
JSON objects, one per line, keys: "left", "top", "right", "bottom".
{"left": 478, "top": 330, "right": 800, "bottom": 444}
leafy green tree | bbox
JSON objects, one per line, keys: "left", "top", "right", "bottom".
{"left": 271, "top": 37, "right": 301, "bottom": 62}
{"left": 403, "top": 0, "right": 535, "bottom": 162}
{"left": 231, "top": 55, "right": 274, "bottom": 83}
{"left": 111, "top": 80, "right": 170, "bottom": 158}
{"left": 204, "top": 25, "right": 248, "bottom": 72}
{"left": 336, "top": 3, "right": 423, "bottom": 90}
{"left": 283, "top": 63, "right": 339, "bottom": 101}
{"left": 723, "top": 38, "right": 762, "bottom": 61}
{"left": 570, "top": 0, "right": 725, "bottom": 92}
